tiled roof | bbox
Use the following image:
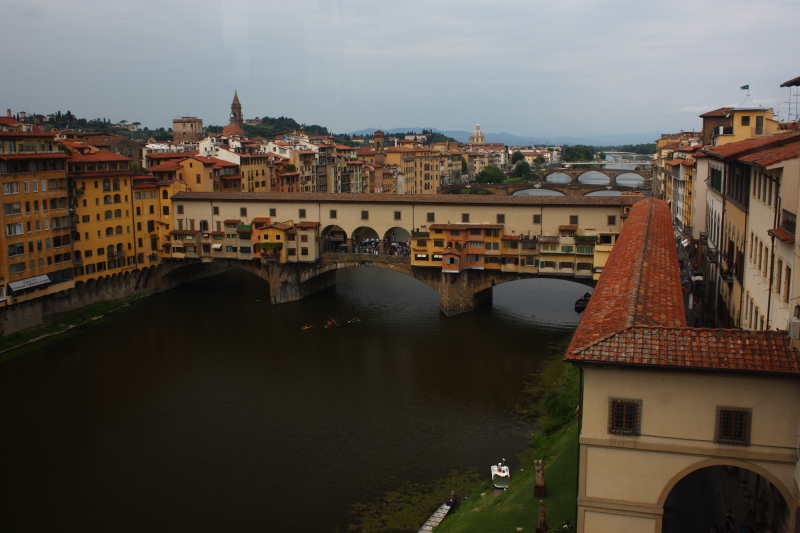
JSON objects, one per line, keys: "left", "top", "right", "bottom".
{"left": 738, "top": 143, "right": 800, "bottom": 167}
{"left": 501, "top": 235, "right": 521, "bottom": 240}
{"left": 558, "top": 224, "right": 578, "bottom": 231}
{"left": 705, "top": 132, "right": 800, "bottom": 159}
{"left": 0, "top": 131, "right": 57, "bottom": 138}
{"left": 565, "top": 197, "right": 800, "bottom": 375}
{"left": 223, "top": 219, "right": 241, "bottom": 224}
{"left": 251, "top": 217, "right": 271, "bottom": 223}
{"left": 221, "top": 174, "right": 242, "bottom": 180}
{"left": 81, "top": 135, "right": 130, "bottom": 147}
{"left": 148, "top": 162, "right": 182, "bottom": 172}
{"left": 269, "top": 222, "right": 292, "bottom": 230}
{"left": 68, "top": 150, "right": 131, "bottom": 163}
{"left": 171, "top": 192, "right": 645, "bottom": 208}
{"left": 570, "top": 327, "right": 799, "bottom": 374}
{"left": 295, "top": 221, "right": 320, "bottom": 228}
{"left": 768, "top": 228, "right": 794, "bottom": 242}
{"left": 0, "top": 117, "right": 23, "bottom": 125}
{"left": 699, "top": 107, "right": 733, "bottom": 118}
{"left": 780, "top": 75, "right": 800, "bottom": 88}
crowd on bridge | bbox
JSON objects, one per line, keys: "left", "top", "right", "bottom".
{"left": 323, "top": 238, "right": 410, "bottom": 256}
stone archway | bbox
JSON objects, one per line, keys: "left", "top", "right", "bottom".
{"left": 320, "top": 224, "right": 349, "bottom": 253}
{"left": 351, "top": 226, "right": 380, "bottom": 254}
{"left": 383, "top": 226, "right": 410, "bottom": 256}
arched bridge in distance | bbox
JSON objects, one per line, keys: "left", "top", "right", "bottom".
{"left": 440, "top": 168, "right": 652, "bottom": 196}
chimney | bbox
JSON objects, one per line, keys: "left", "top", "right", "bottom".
{"left": 6, "top": 109, "right": 10, "bottom": 117}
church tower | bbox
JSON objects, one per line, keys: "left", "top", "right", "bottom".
{"left": 374, "top": 130, "right": 385, "bottom": 165}
{"left": 222, "top": 91, "right": 244, "bottom": 136}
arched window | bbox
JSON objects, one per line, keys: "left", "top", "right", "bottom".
{"left": 107, "top": 245, "right": 115, "bottom": 256}
{"left": 115, "top": 225, "right": 122, "bottom": 235}
{"left": 116, "top": 243, "right": 124, "bottom": 253}
{"left": 102, "top": 179, "right": 111, "bottom": 192}
{"left": 104, "top": 210, "right": 112, "bottom": 219}
{"left": 114, "top": 209, "right": 121, "bottom": 218}
{"left": 103, "top": 195, "right": 112, "bottom": 204}
{"left": 112, "top": 178, "right": 120, "bottom": 191}
{"left": 113, "top": 194, "right": 121, "bottom": 203}
{"left": 162, "top": 190, "right": 168, "bottom": 199}
{"left": 105, "top": 227, "right": 113, "bottom": 236}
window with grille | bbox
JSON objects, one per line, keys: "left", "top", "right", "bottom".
{"left": 608, "top": 399, "right": 642, "bottom": 435}
{"left": 462, "top": 213, "right": 470, "bottom": 223}
{"left": 570, "top": 215, "right": 579, "bottom": 225}
{"left": 497, "top": 214, "right": 505, "bottom": 224}
{"left": 533, "top": 214, "right": 541, "bottom": 224}
{"left": 715, "top": 407, "right": 751, "bottom": 445}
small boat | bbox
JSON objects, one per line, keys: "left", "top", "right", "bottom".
{"left": 574, "top": 292, "right": 592, "bottom": 313}
{"left": 491, "top": 459, "right": 511, "bottom": 489}
{"left": 301, "top": 325, "right": 313, "bottom": 330}
{"left": 348, "top": 318, "right": 361, "bottom": 324}
{"left": 324, "top": 318, "right": 338, "bottom": 329}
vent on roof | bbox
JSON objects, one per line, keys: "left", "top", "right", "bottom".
{"left": 788, "top": 317, "right": 800, "bottom": 340}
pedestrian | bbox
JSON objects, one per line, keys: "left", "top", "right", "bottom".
{"left": 724, "top": 509, "right": 734, "bottom": 531}
{"left": 710, "top": 525, "right": 722, "bottom": 533}
{"left": 739, "top": 519, "right": 750, "bottom": 533}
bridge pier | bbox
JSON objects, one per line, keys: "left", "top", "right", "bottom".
{"left": 438, "top": 270, "right": 494, "bottom": 315}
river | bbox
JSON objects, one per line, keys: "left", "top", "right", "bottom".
{"left": 0, "top": 267, "right": 587, "bottom": 532}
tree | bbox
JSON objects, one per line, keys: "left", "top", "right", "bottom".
{"left": 562, "top": 145, "right": 595, "bottom": 162}
{"left": 514, "top": 160, "right": 531, "bottom": 178}
{"left": 534, "top": 155, "right": 545, "bottom": 165}
{"left": 511, "top": 150, "right": 525, "bottom": 165}
{"left": 461, "top": 156, "right": 467, "bottom": 172}
{"left": 597, "top": 151, "right": 606, "bottom": 160}
{"left": 476, "top": 165, "right": 505, "bottom": 183}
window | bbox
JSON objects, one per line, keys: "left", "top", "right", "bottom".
{"left": 715, "top": 407, "right": 751, "bottom": 445}
{"left": 445, "top": 257, "right": 459, "bottom": 265}
{"left": 427, "top": 212, "right": 435, "bottom": 223}
{"left": 176, "top": 205, "right": 184, "bottom": 215}
{"left": 3, "top": 182, "right": 19, "bottom": 195}
{"left": 533, "top": 214, "right": 541, "bottom": 224}
{"left": 394, "top": 211, "right": 401, "bottom": 221}
{"left": 433, "top": 240, "right": 444, "bottom": 247}
{"left": 577, "top": 262, "right": 593, "bottom": 270}
{"left": 240, "top": 207, "right": 247, "bottom": 217}
{"left": 504, "top": 241, "right": 518, "bottom": 249}
{"left": 9, "top": 262, "right": 25, "bottom": 274}
{"left": 559, "top": 261, "right": 574, "bottom": 269}
{"left": 496, "top": 214, "right": 505, "bottom": 224}
{"left": 4, "top": 202, "right": 21, "bottom": 215}
{"left": 301, "top": 247, "right": 308, "bottom": 256}
{"left": 299, "top": 209, "right": 306, "bottom": 218}
{"left": 415, "top": 254, "right": 429, "bottom": 261}
{"left": 741, "top": 115, "right": 750, "bottom": 126}
{"left": 330, "top": 209, "right": 337, "bottom": 219}
{"left": 213, "top": 206, "right": 219, "bottom": 215}
{"left": 569, "top": 215, "right": 578, "bottom": 225}
{"left": 7, "top": 243, "right": 24, "bottom": 257}
{"left": 147, "top": 220, "right": 155, "bottom": 232}
{"left": 562, "top": 245, "right": 574, "bottom": 253}
{"left": 608, "top": 399, "right": 641, "bottom": 436}
{"left": 361, "top": 210, "right": 369, "bottom": 220}
{"left": 269, "top": 208, "right": 276, "bottom": 217}
{"left": 300, "top": 235, "right": 308, "bottom": 243}
{"left": 287, "top": 248, "right": 296, "bottom": 256}
{"left": 599, "top": 234, "right": 613, "bottom": 245}
{"left": 608, "top": 215, "right": 617, "bottom": 225}
{"left": 6, "top": 223, "right": 23, "bottom": 236}
{"left": 461, "top": 213, "right": 470, "bottom": 223}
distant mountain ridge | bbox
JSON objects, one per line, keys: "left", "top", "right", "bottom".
{"left": 347, "top": 127, "right": 662, "bottom": 146}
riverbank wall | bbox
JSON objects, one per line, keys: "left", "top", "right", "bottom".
{"left": 0, "top": 260, "right": 227, "bottom": 336}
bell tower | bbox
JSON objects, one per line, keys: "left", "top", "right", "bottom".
{"left": 374, "top": 130, "right": 385, "bottom": 165}
{"left": 230, "top": 91, "right": 243, "bottom": 128}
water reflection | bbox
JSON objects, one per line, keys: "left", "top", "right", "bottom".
{"left": 576, "top": 171, "right": 610, "bottom": 185}
{"left": 545, "top": 172, "right": 571, "bottom": 183}
{"left": 513, "top": 189, "right": 565, "bottom": 196}
{"left": 615, "top": 173, "right": 645, "bottom": 187}
{"left": 0, "top": 268, "right": 587, "bottom": 532}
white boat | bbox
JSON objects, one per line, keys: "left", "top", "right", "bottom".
{"left": 491, "top": 459, "right": 511, "bottom": 489}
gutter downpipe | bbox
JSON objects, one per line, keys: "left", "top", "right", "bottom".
{"left": 766, "top": 177, "right": 781, "bottom": 330}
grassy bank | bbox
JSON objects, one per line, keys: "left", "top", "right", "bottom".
{"left": 346, "top": 338, "right": 580, "bottom": 533}
{"left": 0, "top": 296, "right": 145, "bottom": 361}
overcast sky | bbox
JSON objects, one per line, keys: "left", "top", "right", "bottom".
{"left": 2, "top": 0, "right": 798, "bottom": 138}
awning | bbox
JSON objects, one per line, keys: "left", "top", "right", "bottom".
{"left": 212, "top": 244, "right": 222, "bottom": 251}
{"left": 8, "top": 274, "right": 51, "bottom": 292}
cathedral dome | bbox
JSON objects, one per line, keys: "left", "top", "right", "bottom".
{"left": 221, "top": 122, "right": 243, "bottom": 136}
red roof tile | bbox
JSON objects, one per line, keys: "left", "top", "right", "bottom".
{"left": 295, "top": 221, "right": 320, "bottom": 228}
{"left": 223, "top": 219, "right": 241, "bottom": 224}
{"left": 780, "top": 75, "right": 800, "bottom": 88}
{"left": 221, "top": 174, "right": 242, "bottom": 181}
{"left": 429, "top": 223, "right": 503, "bottom": 230}
{"left": 768, "top": 228, "right": 794, "bottom": 242}
{"left": 558, "top": 224, "right": 578, "bottom": 231}
{"left": 739, "top": 143, "right": 800, "bottom": 167}
{"left": 251, "top": 217, "right": 271, "bottom": 223}
{"left": 148, "top": 162, "right": 182, "bottom": 172}
{"left": 706, "top": 132, "right": 800, "bottom": 159}
{"left": 68, "top": 150, "right": 131, "bottom": 163}
{"left": 699, "top": 107, "right": 733, "bottom": 118}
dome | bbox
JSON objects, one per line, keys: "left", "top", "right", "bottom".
{"left": 221, "top": 123, "right": 243, "bottom": 136}
{"left": 472, "top": 124, "right": 482, "bottom": 137}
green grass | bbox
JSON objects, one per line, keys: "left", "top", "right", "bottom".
{"left": 435, "top": 419, "right": 579, "bottom": 533}
{"left": 0, "top": 296, "right": 145, "bottom": 361}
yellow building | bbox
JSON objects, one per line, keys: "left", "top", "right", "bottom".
{"left": 67, "top": 151, "right": 138, "bottom": 282}
{"left": 132, "top": 174, "right": 187, "bottom": 264}
{"left": 0, "top": 130, "right": 74, "bottom": 303}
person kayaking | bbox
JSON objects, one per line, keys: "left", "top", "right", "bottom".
{"left": 348, "top": 318, "right": 361, "bottom": 324}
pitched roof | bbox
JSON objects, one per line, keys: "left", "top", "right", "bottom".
{"left": 558, "top": 224, "right": 578, "bottom": 231}
{"left": 295, "top": 221, "right": 320, "bottom": 228}
{"left": 738, "top": 143, "right": 800, "bottom": 167}
{"left": 565, "top": 197, "right": 800, "bottom": 375}
{"left": 148, "top": 162, "right": 182, "bottom": 172}
{"left": 68, "top": 150, "right": 131, "bottom": 163}
{"left": 706, "top": 131, "right": 800, "bottom": 159}
{"left": 171, "top": 192, "right": 645, "bottom": 208}
{"left": 699, "top": 107, "right": 733, "bottom": 118}
{"left": 780, "top": 75, "right": 800, "bottom": 88}
{"left": 429, "top": 223, "right": 503, "bottom": 230}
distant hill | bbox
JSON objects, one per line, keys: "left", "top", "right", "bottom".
{"left": 348, "top": 127, "right": 663, "bottom": 146}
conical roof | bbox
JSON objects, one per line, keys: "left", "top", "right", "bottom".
{"left": 233, "top": 90, "right": 240, "bottom": 105}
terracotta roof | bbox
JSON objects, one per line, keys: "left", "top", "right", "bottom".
{"left": 699, "top": 107, "right": 733, "bottom": 118}
{"left": 148, "top": 162, "right": 182, "bottom": 172}
{"left": 0, "top": 117, "right": 23, "bottom": 125}
{"left": 295, "top": 221, "right": 320, "bottom": 228}
{"left": 501, "top": 235, "right": 521, "bottom": 240}
{"left": 221, "top": 174, "right": 242, "bottom": 181}
{"left": 171, "top": 192, "right": 645, "bottom": 208}
{"left": 0, "top": 131, "right": 57, "bottom": 138}
{"left": 566, "top": 197, "right": 800, "bottom": 375}
{"left": 68, "top": 150, "right": 131, "bottom": 163}
{"left": 81, "top": 135, "right": 131, "bottom": 147}
{"left": 210, "top": 231, "right": 225, "bottom": 236}
{"left": 223, "top": 219, "right": 241, "bottom": 224}
{"left": 251, "top": 217, "right": 271, "bottom": 223}
{"left": 269, "top": 222, "right": 292, "bottom": 230}
{"left": 147, "top": 152, "right": 197, "bottom": 159}
{"left": 558, "top": 224, "right": 578, "bottom": 231}
{"left": 780, "top": 75, "right": 800, "bottom": 88}
{"left": 738, "top": 143, "right": 800, "bottom": 167}
{"left": 429, "top": 223, "right": 503, "bottom": 230}
{"left": 768, "top": 228, "right": 794, "bottom": 242}
{"left": 706, "top": 132, "right": 800, "bottom": 159}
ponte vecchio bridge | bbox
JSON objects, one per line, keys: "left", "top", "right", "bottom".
{"left": 166, "top": 192, "right": 644, "bottom": 314}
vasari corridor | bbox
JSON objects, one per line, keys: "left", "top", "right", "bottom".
{"left": 3, "top": 2, "right": 800, "bottom": 532}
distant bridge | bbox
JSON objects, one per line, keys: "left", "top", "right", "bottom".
{"left": 441, "top": 167, "right": 652, "bottom": 196}
{"left": 560, "top": 161, "right": 653, "bottom": 166}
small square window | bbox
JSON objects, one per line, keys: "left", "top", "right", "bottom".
{"left": 213, "top": 207, "right": 219, "bottom": 215}
{"left": 177, "top": 205, "right": 184, "bottom": 215}
{"left": 427, "top": 212, "right": 435, "bottom": 223}
{"left": 570, "top": 215, "right": 579, "bottom": 225}
{"left": 330, "top": 209, "right": 337, "bottom": 219}
{"left": 608, "top": 215, "right": 617, "bottom": 225}
{"left": 608, "top": 398, "right": 641, "bottom": 435}
{"left": 361, "top": 210, "right": 369, "bottom": 220}
{"left": 240, "top": 207, "right": 247, "bottom": 217}
{"left": 269, "top": 208, "right": 276, "bottom": 217}
{"left": 715, "top": 406, "right": 751, "bottom": 445}
{"left": 497, "top": 214, "right": 505, "bottom": 224}
{"left": 533, "top": 214, "right": 541, "bottom": 224}
{"left": 394, "top": 211, "right": 401, "bottom": 221}
{"left": 462, "top": 213, "right": 470, "bottom": 223}
{"left": 299, "top": 209, "right": 306, "bottom": 218}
